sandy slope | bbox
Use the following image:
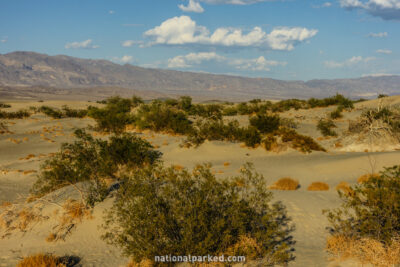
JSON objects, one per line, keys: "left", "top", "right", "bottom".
{"left": 1, "top": 98, "right": 400, "bottom": 266}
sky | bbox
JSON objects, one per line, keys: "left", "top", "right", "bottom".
{"left": 0, "top": 0, "right": 399, "bottom": 81}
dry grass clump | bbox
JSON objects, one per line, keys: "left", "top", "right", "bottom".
{"left": 223, "top": 162, "right": 230, "bottom": 167}
{"left": 60, "top": 200, "right": 91, "bottom": 226}
{"left": 307, "top": 182, "right": 329, "bottom": 191}
{"left": 335, "top": 182, "right": 354, "bottom": 196}
{"left": 18, "top": 209, "right": 40, "bottom": 231}
{"left": 357, "top": 173, "right": 380, "bottom": 184}
{"left": 46, "top": 233, "right": 57, "bottom": 242}
{"left": 126, "top": 259, "right": 154, "bottom": 267}
{"left": 225, "top": 235, "right": 263, "bottom": 260}
{"left": 17, "top": 254, "right": 66, "bottom": 267}
{"left": 269, "top": 177, "right": 299, "bottom": 190}
{"left": 326, "top": 235, "right": 400, "bottom": 267}
{"left": 172, "top": 164, "right": 185, "bottom": 171}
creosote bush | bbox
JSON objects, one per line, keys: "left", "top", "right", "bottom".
{"left": 0, "top": 109, "right": 30, "bottom": 119}
{"left": 102, "top": 163, "right": 295, "bottom": 266}
{"left": 268, "top": 177, "right": 299, "bottom": 191}
{"left": 32, "top": 129, "right": 161, "bottom": 206}
{"left": 307, "top": 182, "right": 329, "bottom": 191}
{"left": 324, "top": 165, "right": 400, "bottom": 248}
{"left": 317, "top": 119, "right": 337, "bottom": 137}
{"left": 88, "top": 96, "right": 133, "bottom": 134}
{"left": 17, "top": 254, "right": 80, "bottom": 267}
{"left": 0, "top": 102, "right": 11, "bottom": 108}
{"left": 249, "top": 114, "right": 280, "bottom": 134}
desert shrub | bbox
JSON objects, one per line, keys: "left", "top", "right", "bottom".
{"left": 307, "top": 182, "right": 329, "bottom": 191}
{"left": 0, "top": 122, "right": 8, "bottom": 134}
{"left": 239, "top": 126, "right": 262, "bottom": 147}
{"left": 88, "top": 96, "right": 133, "bottom": 134}
{"left": 280, "top": 117, "right": 298, "bottom": 129}
{"left": 32, "top": 129, "right": 161, "bottom": 206}
{"left": 307, "top": 94, "right": 354, "bottom": 109}
{"left": 0, "top": 102, "right": 11, "bottom": 108}
{"left": 222, "top": 106, "right": 238, "bottom": 116}
{"left": 263, "top": 135, "right": 278, "bottom": 151}
{"left": 177, "top": 96, "right": 193, "bottom": 112}
{"left": 131, "top": 95, "right": 144, "bottom": 107}
{"left": 378, "top": 94, "right": 388, "bottom": 98}
{"left": 0, "top": 109, "right": 30, "bottom": 119}
{"left": 190, "top": 104, "right": 223, "bottom": 120}
{"left": 324, "top": 165, "right": 400, "bottom": 245}
{"left": 329, "top": 107, "right": 343, "bottom": 120}
{"left": 38, "top": 106, "right": 64, "bottom": 118}
{"left": 279, "top": 127, "right": 326, "bottom": 153}
{"left": 61, "top": 105, "right": 87, "bottom": 118}
{"left": 317, "top": 119, "right": 337, "bottom": 137}
{"left": 134, "top": 101, "right": 193, "bottom": 134}
{"left": 249, "top": 114, "right": 281, "bottom": 134}
{"left": 271, "top": 99, "right": 308, "bottom": 112}
{"left": 269, "top": 177, "right": 299, "bottom": 190}
{"left": 102, "top": 163, "right": 295, "bottom": 265}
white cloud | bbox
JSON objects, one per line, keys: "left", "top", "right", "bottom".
{"left": 179, "top": 0, "right": 205, "bottom": 13}
{"left": 340, "top": 0, "right": 400, "bottom": 20}
{"left": 144, "top": 16, "right": 318, "bottom": 51}
{"left": 166, "top": 52, "right": 286, "bottom": 72}
{"left": 367, "top": 32, "right": 388, "bottom": 37}
{"left": 324, "top": 56, "right": 375, "bottom": 68}
{"left": 200, "top": 0, "right": 278, "bottom": 4}
{"left": 168, "top": 52, "right": 225, "bottom": 68}
{"left": 376, "top": 49, "right": 392, "bottom": 54}
{"left": 313, "top": 2, "right": 333, "bottom": 8}
{"left": 230, "top": 56, "right": 287, "bottom": 71}
{"left": 0, "top": 37, "right": 7, "bottom": 43}
{"left": 109, "top": 10, "right": 115, "bottom": 14}
{"left": 113, "top": 55, "right": 134, "bottom": 64}
{"left": 65, "top": 39, "right": 99, "bottom": 49}
{"left": 122, "top": 40, "right": 144, "bottom": 47}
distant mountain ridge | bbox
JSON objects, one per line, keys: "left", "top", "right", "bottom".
{"left": 0, "top": 51, "right": 399, "bottom": 100}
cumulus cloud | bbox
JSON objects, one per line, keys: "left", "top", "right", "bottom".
{"left": 0, "top": 37, "right": 7, "bottom": 43}
{"left": 324, "top": 56, "right": 375, "bottom": 68}
{"left": 113, "top": 55, "right": 134, "bottom": 64}
{"left": 179, "top": 0, "right": 205, "bottom": 13}
{"left": 367, "top": 32, "right": 388, "bottom": 37}
{"left": 230, "top": 56, "right": 287, "bottom": 71}
{"left": 122, "top": 40, "right": 144, "bottom": 47}
{"left": 144, "top": 16, "right": 317, "bottom": 51}
{"left": 65, "top": 39, "right": 99, "bottom": 49}
{"left": 340, "top": 0, "right": 400, "bottom": 20}
{"left": 109, "top": 10, "right": 115, "bottom": 14}
{"left": 376, "top": 49, "right": 392, "bottom": 54}
{"left": 200, "top": 0, "right": 277, "bottom": 4}
{"left": 166, "top": 52, "right": 286, "bottom": 72}
{"left": 168, "top": 52, "right": 225, "bottom": 68}
{"left": 312, "top": 2, "right": 332, "bottom": 8}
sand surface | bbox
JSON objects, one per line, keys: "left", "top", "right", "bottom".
{"left": 1, "top": 97, "right": 400, "bottom": 266}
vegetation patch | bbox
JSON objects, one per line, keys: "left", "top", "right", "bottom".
{"left": 102, "top": 163, "right": 295, "bottom": 266}
{"left": 307, "top": 182, "right": 329, "bottom": 191}
{"left": 325, "top": 165, "right": 400, "bottom": 265}
{"left": 269, "top": 177, "right": 299, "bottom": 190}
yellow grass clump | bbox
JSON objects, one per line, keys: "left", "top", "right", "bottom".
{"left": 17, "top": 254, "right": 66, "bottom": 267}
{"left": 225, "top": 235, "right": 262, "bottom": 260}
{"left": 18, "top": 209, "right": 39, "bottom": 231}
{"left": 126, "top": 259, "right": 154, "bottom": 267}
{"left": 60, "top": 200, "right": 91, "bottom": 226}
{"left": 326, "top": 235, "right": 400, "bottom": 267}
{"left": 335, "top": 182, "right": 354, "bottom": 196}
{"left": 307, "top": 182, "right": 330, "bottom": 191}
{"left": 46, "top": 233, "right": 57, "bottom": 242}
{"left": 223, "top": 162, "right": 231, "bottom": 167}
{"left": 173, "top": 165, "right": 185, "bottom": 171}
{"left": 357, "top": 173, "right": 380, "bottom": 184}
{"left": 269, "top": 177, "right": 299, "bottom": 190}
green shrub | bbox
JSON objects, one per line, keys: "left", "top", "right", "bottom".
{"left": 378, "top": 94, "right": 388, "bottom": 98}
{"left": 131, "top": 95, "right": 144, "bottom": 107}
{"left": 102, "top": 163, "right": 294, "bottom": 265}
{"left": 271, "top": 99, "right": 308, "bottom": 112}
{"left": 134, "top": 101, "right": 193, "bottom": 134}
{"left": 88, "top": 96, "right": 133, "bottom": 134}
{"left": 190, "top": 104, "right": 223, "bottom": 120}
{"left": 38, "top": 106, "right": 64, "bottom": 119}
{"left": 177, "top": 96, "right": 193, "bottom": 112}
{"left": 329, "top": 107, "right": 343, "bottom": 120}
{"left": 0, "top": 103, "right": 11, "bottom": 108}
{"left": 0, "top": 110, "right": 30, "bottom": 119}
{"left": 308, "top": 94, "right": 354, "bottom": 109}
{"left": 32, "top": 129, "right": 161, "bottom": 206}
{"left": 249, "top": 114, "right": 281, "bottom": 134}
{"left": 239, "top": 126, "right": 262, "bottom": 147}
{"left": 223, "top": 106, "right": 238, "bottom": 116}
{"left": 279, "top": 127, "right": 326, "bottom": 153}
{"left": 61, "top": 105, "right": 88, "bottom": 118}
{"left": 324, "top": 165, "right": 400, "bottom": 245}
{"left": 317, "top": 119, "right": 338, "bottom": 137}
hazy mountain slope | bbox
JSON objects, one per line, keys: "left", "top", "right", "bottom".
{"left": 0, "top": 51, "right": 399, "bottom": 100}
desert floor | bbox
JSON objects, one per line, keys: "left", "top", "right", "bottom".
{"left": 1, "top": 97, "right": 400, "bottom": 267}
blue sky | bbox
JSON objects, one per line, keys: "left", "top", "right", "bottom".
{"left": 0, "top": 0, "right": 399, "bottom": 81}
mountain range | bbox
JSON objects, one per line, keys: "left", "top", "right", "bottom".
{"left": 0, "top": 51, "right": 399, "bottom": 101}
